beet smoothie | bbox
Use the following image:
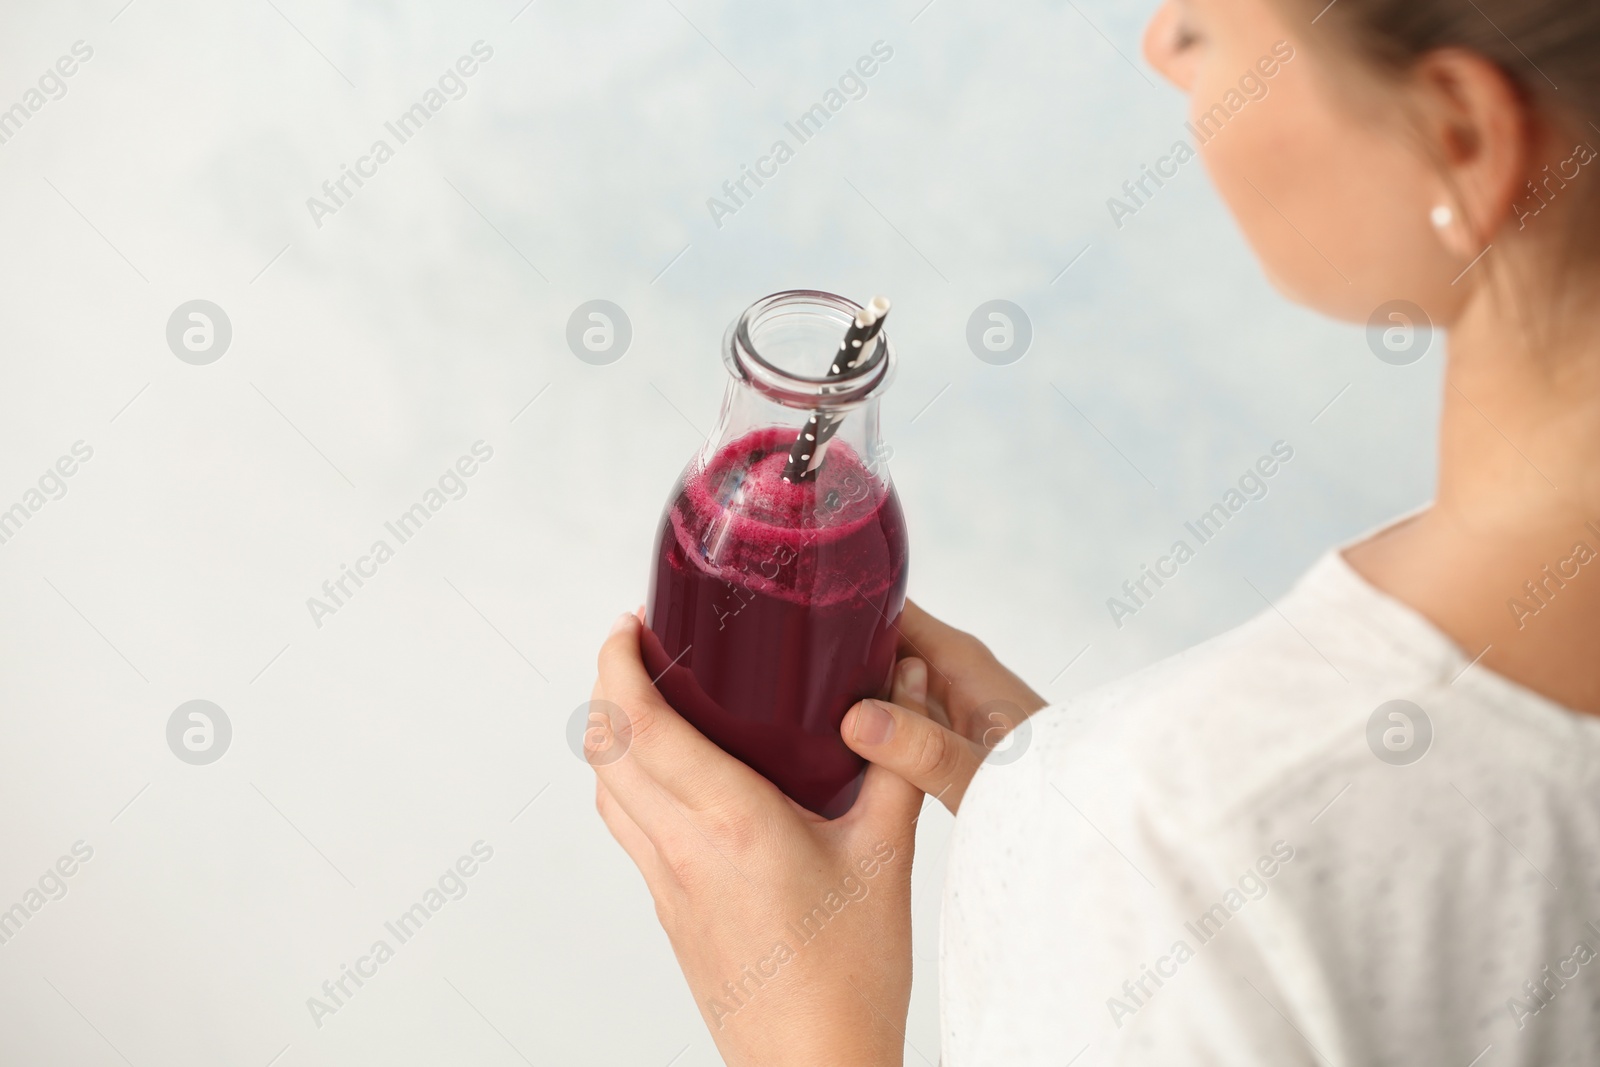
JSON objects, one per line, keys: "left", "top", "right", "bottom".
{"left": 644, "top": 427, "right": 908, "bottom": 817}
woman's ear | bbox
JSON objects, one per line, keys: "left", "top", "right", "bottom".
{"left": 1410, "top": 48, "right": 1532, "bottom": 257}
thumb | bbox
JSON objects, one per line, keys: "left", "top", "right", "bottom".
{"left": 840, "top": 664, "right": 927, "bottom": 844}
{"left": 842, "top": 696, "right": 984, "bottom": 815}
{"left": 844, "top": 759, "right": 926, "bottom": 847}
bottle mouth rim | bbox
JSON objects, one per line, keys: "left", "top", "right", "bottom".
{"left": 725, "top": 290, "right": 896, "bottom": 409}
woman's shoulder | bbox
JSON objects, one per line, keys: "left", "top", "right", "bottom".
{"left": 967, "top": 549, "right": 1599, "bottom": 835}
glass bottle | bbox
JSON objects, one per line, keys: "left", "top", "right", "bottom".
{"left": 642, "top": 290, "right": 909, "bottom": 818}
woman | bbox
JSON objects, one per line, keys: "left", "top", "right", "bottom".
{"left": 590, "top": 0, "right": 1600, "bottom": 1061}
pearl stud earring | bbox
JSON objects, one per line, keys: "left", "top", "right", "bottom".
{"left": 1430, "top": 205, "right": 1454, "bottom": 229}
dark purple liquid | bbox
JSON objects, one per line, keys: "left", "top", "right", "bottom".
{"left": 644, "top": 428, "right": 908, "bottom": 818}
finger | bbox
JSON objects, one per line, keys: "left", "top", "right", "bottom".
{"left": 595, "top": 779, "right": 664, "bottom": 884}
{"left": 842, "top": 650, "right": 935, "bottom": 836}
{"left": 892, "top": 600, "right": 977, "bottom": 713}
{"left": 840, "top": 697, "right": 984, "bottom": 814}
{"left": 894, "top": 599, "right": 979, "bottom": 667}
{"left": 594, "top": 613, "right": 777, "bottom": 818}
{"left": 894, "top": 599, "right": 954, "bottom": 656}
{"left": 893, "top": 601, "right": 946, "bottom": 682}
{"left": 890, "top": 656, "right": 950, "bottom": 732}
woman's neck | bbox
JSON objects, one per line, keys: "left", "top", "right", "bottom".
{"left": 1345, "top": 275, "right": 1600, "bottom": 714}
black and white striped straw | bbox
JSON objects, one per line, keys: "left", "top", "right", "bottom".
{"left": 781, "top": 295, "right": 891, "bottom": 484}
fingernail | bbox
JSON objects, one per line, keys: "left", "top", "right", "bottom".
{"left": 852, "top": 700, "right": 895, "bottom": 746}
{"left": 609, "top": 612, "right": 634, "bottom": 635}
{"left": 900, "top": 658, "right": 928, "bottom": 703}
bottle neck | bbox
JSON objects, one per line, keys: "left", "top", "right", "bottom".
{"left": 723, "top": 290, "right": 895, "bottom": 409}
{"left": 706, "top": 291, "right": 895, "bottom": 481}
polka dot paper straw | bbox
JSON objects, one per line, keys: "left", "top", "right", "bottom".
{"left": 782, "top": 295, "right": 890, "bottom": 484}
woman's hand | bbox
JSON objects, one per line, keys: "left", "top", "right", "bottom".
{"left": 589, "top": 612, "right": 923, "bottom": 1067}
{"left": 841, "top": 600, "right": 1048, "bottom": 814}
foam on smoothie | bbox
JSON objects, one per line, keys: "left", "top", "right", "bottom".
{"left": 668, "top": 427, "right": 898, "bottom": 606}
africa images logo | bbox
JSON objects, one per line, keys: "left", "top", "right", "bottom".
{"left": 1106, "top": 41, "right": 1295, "bottom": 229}
{"left": 705, "top": 41, "right": 894, "bottom": 229}
{"left": 304, "top": 42, "right": 494, "bottom": 230}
